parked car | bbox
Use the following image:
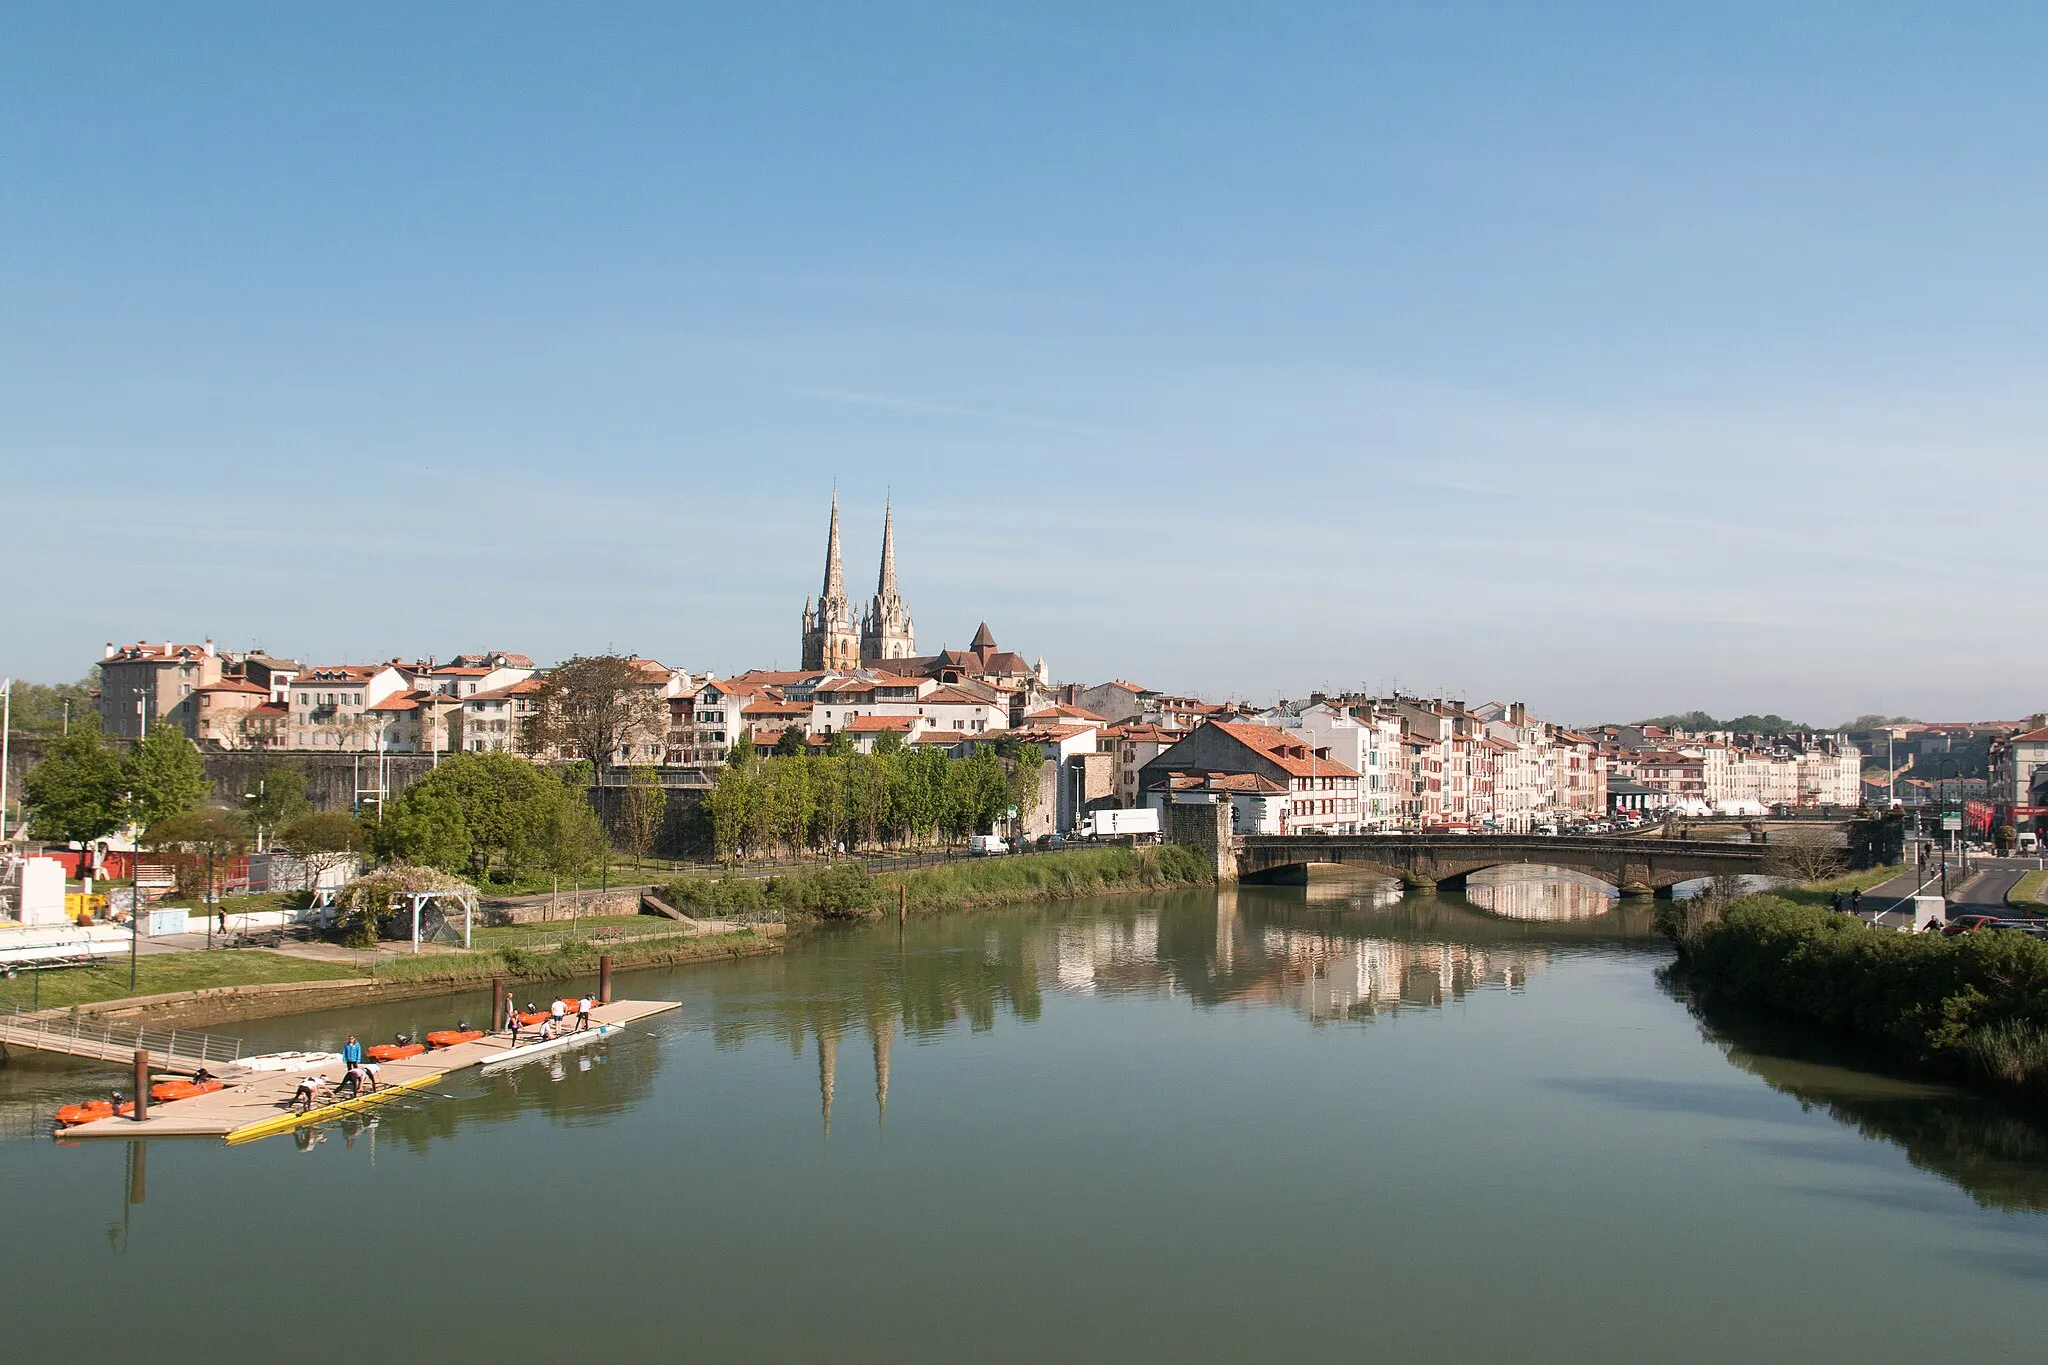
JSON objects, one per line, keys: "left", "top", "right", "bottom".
{"left": 968, "top": 834, "right": 1010, "bottom": 857}
{"left": 1941, "top": 914, "right": 2004, "bottom": 937}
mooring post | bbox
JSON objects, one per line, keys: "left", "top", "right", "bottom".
{"left": 599, "top": 953, "right": 613, "bottom": 1005}
{"left": 132, "top": 1048, "right": 149, "bottom": 1122}
{"left": 491, "top": 976, "right": 505, "bottom": 1033}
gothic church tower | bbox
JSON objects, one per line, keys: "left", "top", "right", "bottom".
{"left": 801, "top": 492, "right": 860, "bottom": 671}
{"left": 860, "top": 498, "right": 916, "bottom": 663}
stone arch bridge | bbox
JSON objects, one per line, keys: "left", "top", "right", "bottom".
{"left": 1235, "top": 833, "right": 1777, "bottom": 896}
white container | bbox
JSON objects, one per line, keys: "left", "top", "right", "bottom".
{"left": 10, "top": 857, "right": 68, "bottom": 926}
{"left": 146, "top": 907, "right": 190, "bottom": 937}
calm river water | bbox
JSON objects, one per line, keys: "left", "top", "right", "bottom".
{"left": 6, "top": 871, "right": 2048, "bottom": 1362}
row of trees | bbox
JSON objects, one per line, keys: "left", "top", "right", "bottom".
{"left": 19, "top": 723, "right": 366, "bottom": 888}
{"left": 704, "top": 737, "right": 1043, "bottom": 861}
{"left": 22, "top": 724, "right": 215, "bottom": 843}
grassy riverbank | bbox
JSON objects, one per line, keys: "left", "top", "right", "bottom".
{"left": 0, "top": 927, "right": 776, "bottom": 1014}
{"left": 1666, "top": 892, "right": 2048, "bottom": 1107}
{"left": 660, "top": 845, "right": 1214, "bottom": 922}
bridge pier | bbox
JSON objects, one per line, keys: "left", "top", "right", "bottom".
{"left": 1164, "top": 800, "right": 1237, "bottom": 883}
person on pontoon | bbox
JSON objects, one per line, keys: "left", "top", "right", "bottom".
{"left": 575, "top": 995, "right": 593, "bottom": 1032}
{"left": 293, "top": 1074, "right": 325, "bottom": 1113}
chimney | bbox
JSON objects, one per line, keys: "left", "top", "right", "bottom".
{"left": 1510, "top": 701, "right": 1526, "bottom": 726}
{"left": 164, "top": 640, "right": 173, "bottom": 655}
{"left": 204, "top": 638, "right": 215, "bottom": 656}
{"left": 104, "top": 642, "right": 116, "bottom": 660}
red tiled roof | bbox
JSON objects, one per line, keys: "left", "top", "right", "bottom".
{"left": 1209, "top": 722, "right": 1361, "bottom": 778}
{"left": 195, "top": 678, "right": 269, "bottom": 695}
{"left": 847, "top": 715, "right": 916, "bottom": 733}
{"left": 923, "top": 685, "right": 999, "bottom": 707}
{"left": 1026, "top": 704, "right": 1108, "bottom": 723}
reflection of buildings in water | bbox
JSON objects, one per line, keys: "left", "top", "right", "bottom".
{"left": 1303, "top": 875, "right": 1406, "bottom": 909}
{"left": 1237, "top": 927, "right": 1546, "bottom": 1024}
{"left": 1462, "top": 867, "right": 1617, "bottom": 922}
{"left": 1054, "top": 918, "right": 1171, "bottom": 997}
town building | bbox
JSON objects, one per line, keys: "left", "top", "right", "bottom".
{"left": 97, "top": 640, "right": 224, "bottom": 740}
{"left": 1140, "top": 721, "right": 1363, "bottom": 835}
{"left": 1991, "top": 719, "right": 2048, "bottom": 807}
{"left": 286, "top": 665, "right": 409, "bottom": 749}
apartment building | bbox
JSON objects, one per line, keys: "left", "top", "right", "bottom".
{"left": 97, "top": 640, "right": 225, "bottom": 740}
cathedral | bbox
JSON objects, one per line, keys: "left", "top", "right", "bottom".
{"left": 800, "top": 493, "right": 915, "bottom": 670}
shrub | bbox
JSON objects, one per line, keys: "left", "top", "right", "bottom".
{"left": 1677, "top": 893, "right": 2048, "bottom": 1103}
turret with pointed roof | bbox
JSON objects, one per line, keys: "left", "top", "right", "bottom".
{"left": 802, "top": 492, "right": 860, "bottom": 670}
{"left": 860, "top": 497, "right": 916, "bottom": 663}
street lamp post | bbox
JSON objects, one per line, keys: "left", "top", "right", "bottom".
{"left": 128, "top": 689, "right": 148, "bottom": 992}
{"left": 1, "top": 677, "right": 13, "bottom": 847}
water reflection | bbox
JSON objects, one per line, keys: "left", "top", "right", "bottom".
{"left": 1675, "top": 979, "right": 2048, "bottom": 1212}
{"left": 689, "top": 887, "right": 1666, "bottom": 1129}
{"left": 1462, "top": 864, "right": 1618, "bottom": 921}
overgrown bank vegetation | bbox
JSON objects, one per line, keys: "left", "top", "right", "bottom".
{"left": 1663, "top": 893, "right": 2048, "bottom": 1107}
{"left": 660, "top": 845, "right": 1213, "bottom": 922}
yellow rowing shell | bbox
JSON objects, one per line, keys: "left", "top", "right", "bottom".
{"left": 225, "top": 1071, "right": 449, "bottom": 1145}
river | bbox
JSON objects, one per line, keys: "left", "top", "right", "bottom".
{"left": 5, "top": 870, "right": 2048, "bottom": 1362}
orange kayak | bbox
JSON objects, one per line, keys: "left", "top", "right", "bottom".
{"left": 55, "top": 1099, "right": 133, "bottom": 1126}
{"left": 366, "top": 1042, "right": 426, "bottom": 1062}
{"left": 514, "top": 1010, "right": 550, "bottom": 1027}
{"left": 426, "top": 1029, "right": 484, "bottom": 1049}
{"left": 150, "top": 1077, "right": 226, "bottom": 1103}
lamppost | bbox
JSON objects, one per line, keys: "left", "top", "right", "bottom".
{"left": 1931, "top": 758, "right": 1964, "bottom": 896}
{"left": 127, "top": 689, "right": 148, "bottom": 992}
{"left": 1, "top": 677, "right": 13, "bottom": 847}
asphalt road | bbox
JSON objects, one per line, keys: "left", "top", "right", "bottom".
{"left": 1953, "top": 858, "right": 2044, "bottom": 915}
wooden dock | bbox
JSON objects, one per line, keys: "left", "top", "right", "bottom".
{"left": 53, "top": 999, "right": 681, "bottom": 1144}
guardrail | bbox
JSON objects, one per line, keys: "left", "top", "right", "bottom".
{"left": 0, "top": 1001, "right": 244, "bottom": 1066}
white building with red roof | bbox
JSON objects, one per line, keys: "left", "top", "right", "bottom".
{"left": 1139, "top": 721, "right": 1362, "bottom": 835}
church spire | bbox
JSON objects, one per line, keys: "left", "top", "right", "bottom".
{"left": 877, "top": 496, "right": 897, "bottom": 596}
{"left": 822, "top": 489, "right": 846, "bottom": 600}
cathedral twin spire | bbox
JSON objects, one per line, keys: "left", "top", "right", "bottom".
{"left": 801, "top": 493, "right": 914, "bottom": 670}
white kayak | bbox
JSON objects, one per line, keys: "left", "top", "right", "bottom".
{"left": 479, "top": 1022, "right": 616, "bottom": 1072}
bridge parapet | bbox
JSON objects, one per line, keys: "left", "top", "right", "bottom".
{"left": 1229, "top": 834, "right": 1773, "bottom": 894}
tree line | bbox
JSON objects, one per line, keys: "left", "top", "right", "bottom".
{"left": 705, "top": 734, "right": 1043, "bottom": 861}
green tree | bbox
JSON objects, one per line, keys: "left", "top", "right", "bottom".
{"left": 22, "top": 727, "right": 126, "bottom": 843}
{"left": 242, "top": 759, "right": 309, "bottom": 848}
{"left": 729, "top": 731, "right": 758, "bottom": 768}
{"left": 147, "top": 807, "right": 251, "bottom": 904}
{"left": 774, "top": 726, "right": 807, "bottom": 757}
{"left": 618, "top": 767, "right": 668, "bottom": 867}
{"left": 1007, "top": 743, "right": 1046, "bottom": 826}
{"left": 6, "top": 675, "right": 101, "bottom": 737}
{"left": 706, "top": 761, "right": 763, "bottom": 860}
{"left": 534, "top": 781, "right": 605, "bottom": 881}
{"left": 370, "top": 752, "right": 565, "bottom": 881}
{"left": 124, "top": 723, "right": 213, "bottom": 828}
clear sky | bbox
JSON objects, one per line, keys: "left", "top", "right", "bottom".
{"left": 4, "top": 3, "right": 2043, "bottom": 725}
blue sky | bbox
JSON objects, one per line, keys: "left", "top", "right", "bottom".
{"left": 4, "top": 3, "right": 2043, "bottom": 724}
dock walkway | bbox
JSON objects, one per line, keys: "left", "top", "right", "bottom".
{"left": 1, "top": 1003, "right": 246, "bottom": 1071}
{"left": 53, "top": 999, "right": 680, "bottom": 1143}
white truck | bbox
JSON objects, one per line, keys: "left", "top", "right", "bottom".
{"left": 1087, "top": 808, "right": 1161, "bottom": 840}
{"left": 968, "top": 834, "right": 1010, "bottom": 857}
